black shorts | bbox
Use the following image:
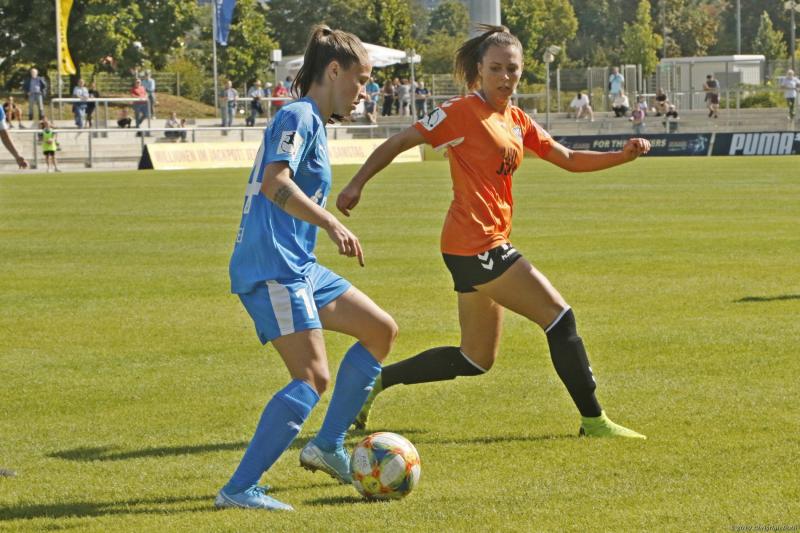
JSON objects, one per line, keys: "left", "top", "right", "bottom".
{"left": 442, "top": 242, "right": 522, "bottom": 293}
{"left": 43, "top": 150, "right": 55, "bottom": 155}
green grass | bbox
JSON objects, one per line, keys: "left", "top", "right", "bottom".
{"left": 1, "top": 157, "right": 799, "bottom": 532}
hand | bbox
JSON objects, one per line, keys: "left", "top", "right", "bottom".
{"left": 622, "top": 138, "right": 651, "bottom": 161}
{"left": 336, "top": 181, "right": 363, "bottom": 217}
{"left": 16, "top": 156, "right": 28, "bottom": 169}
{"left": 325, "top": 218, "right": 365, "bottom": 266}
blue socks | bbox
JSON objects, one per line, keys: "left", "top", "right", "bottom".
{"left": 225, "top": 379, "right": 319, "bottom": 493}
{"left": 313, "top": 342, "right": 382, "bottom": 452}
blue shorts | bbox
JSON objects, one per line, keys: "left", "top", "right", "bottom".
{"left": 238, "top": 263, "right": 351, "bottom": 344}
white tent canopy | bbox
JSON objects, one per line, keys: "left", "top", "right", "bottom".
{"left": 283, "top": 42, "right": 421, "bottom": 72}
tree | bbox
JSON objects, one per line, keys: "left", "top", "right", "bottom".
{"left": 568, "top": 0, "right": 632, "bottom": 67}
{"left": 621, "top": 0, "right": 662, "bottom": 74}
{"left": 429, "top": 0, "right": 469, "bottom": 37}
{"left": 714, "top": 0, "right": 793, "bottom": 55}
{"left": 0, "top": 0, "right": 199, "bottom": 87}
{"left": 752, "top": 11, "right": 788, "bottom": 61}
{"left": 419, "top": 31, "right": 464, "bottom": 74}
{"left": 502, "top": 0, "right": 578, "bottom": 82}
{"left": 655, "top": 0, "right": 721, "bottom": 57}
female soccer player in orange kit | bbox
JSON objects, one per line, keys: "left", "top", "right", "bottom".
{"left": 338, "top": 25, "right": 650, "bottom": 439}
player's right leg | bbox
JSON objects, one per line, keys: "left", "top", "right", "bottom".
{"left": 353, "top": 290, "right": 503, "bottom": 430}
{"left": 216, "top": 282, "right": 329, "bottom": 511}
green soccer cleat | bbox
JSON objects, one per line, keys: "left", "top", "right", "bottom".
{"left": 352, "top": 375, "right": 383, "bottom": 430}
{"left": 579, "top": 411, "right": 647, "bottom": 440}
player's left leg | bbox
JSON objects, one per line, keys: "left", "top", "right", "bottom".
{"left": 477, "top": 257, "right": 646, "bottom": 439}
{"left": 299, "top": 267, "right": 396, "bottom": 482}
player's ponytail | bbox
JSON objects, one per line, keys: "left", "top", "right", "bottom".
{"left": 292, "top": 25, "right": 370, "bottom": 97}
{"left": 454, "top": 25, "right": 523, "bottom": 90}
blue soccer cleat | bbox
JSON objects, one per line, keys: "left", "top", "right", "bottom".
{"left": 214, "top": 484, "right": 294, "bottom": 511}
{"left": 299, "top": 441, "right": 353, "bottom": 484}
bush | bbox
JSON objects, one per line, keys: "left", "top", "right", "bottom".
{"left": 163, "top": 57, "right": 209, "bottom": 103}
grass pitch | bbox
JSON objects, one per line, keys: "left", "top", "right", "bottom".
{"left": 1, "top": 157, "right": 798, "bottom": 532}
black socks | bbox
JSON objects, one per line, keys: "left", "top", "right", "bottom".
{"left": 545, "top": 308, "right": 603, "bottom": 417}
{"left": 381, "top": 346, "right": 486, "bottom": 389}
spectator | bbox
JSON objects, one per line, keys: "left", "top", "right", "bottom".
{"left": 397, "top": 78, "right": 411, "bottom": 116}
{"left": 271, "top": 80, "right": 289, "bottom": 114}
{"left": 608, "top": 66, "right": 625, "bottom": 99}
{"left": 779, "top": 69, "right": 799, "bottom": 120}
{"left": 246, "top": 79, "right": 265, "bottom": 127}
{"left": 612, "top": 90, "right": 630, "bottom": 117}
{"left": 142, "top": 71, "right": 157, "bottom": 119}
{"left": 635, "top": 95, "right": 648, "bottom": 115}
{"left": 381, "top": 79, "right": 395, "bottom": 116}
{"left": 72, "top": 79, "right": 89, "bottom": 128}
{"left": 703, "top": 74, "right": 720, "bottom": 119}
{"left": 86, "top": 81, "right": 100, "bottom": 128}
{"left": 630, "top": 104, "right": 645, "bottom": 135}
{"left": 663, "top": 104, "right": 679, "bottom": 133}
{"left": 0, "top": 103, "right": 28, "bottom": 169}
{"left": 221, "top": 80, "right": 238, "bottom": 128}
{"left": 131, "top": 78, "right": 149, "bottom": 131}
{"left": 392, "top": 77, "right": 401, "bottom": 115}
{"left": 569, "top": 91, "right": 594, "bottom": 121}
{"left": 654, "top": 88, "right": 669, "bottom": 116}
{"left": 117, "top": 108, "right": 132, "bottom": 128}
{"left": 23, "top": 67, "right": 47, "bottom": 122}
{"left": 415, "top": 80, "right": 430, "bottom": 119}
{"left": 40, "top": 118, "right": 61, "bottom": 172}
{"left": 364, "top": 77, "right": 380, "bottom": 124}
{"left": 164, "top": 112, "right": 187, "bottom": 142}
{"left": 2, "top": 96, "right": 24, "bottom": 128}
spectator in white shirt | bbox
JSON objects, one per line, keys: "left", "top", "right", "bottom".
{"left": 221, "top": 80, "right": 239, "bottom": 127}
{"left": 612, "top": 90, "right": 630, "bottom": 118}
{"left": 569, "top": 91, "right": 594, "bottom": 121}
{"left": 779, "top": 69, "right": 799, "bottom": 120}
{"left": 72, "top": 79, "right": 90, "bottom": 128}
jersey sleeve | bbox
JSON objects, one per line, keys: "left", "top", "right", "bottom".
{"left": 264, "top": 105, "right": 315, "bottom": 176}
{"left": 519, "top": 112, "right": 553, "bottom": 158}
{"left": 413, "top": 101, "right": 462, "bottom": 150}
{"left": 0, "top": 106, "right": 7, "bottom": 130}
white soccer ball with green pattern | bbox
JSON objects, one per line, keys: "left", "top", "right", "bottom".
{"left": 350, "top": 432, "right": 421, "bottom": 500}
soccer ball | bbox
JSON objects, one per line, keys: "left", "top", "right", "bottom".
{"left": 350, "top": 432, "right": 421, "bottom": 500}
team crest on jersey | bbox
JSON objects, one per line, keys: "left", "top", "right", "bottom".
{"left": 512, "top": 126, "right": 523, "bottom": 140}
{"left": 420, "top": 108, "right": 447, "bottom": 131}
{"left": 278, "top": 130, "right": 303, "bottom": 157}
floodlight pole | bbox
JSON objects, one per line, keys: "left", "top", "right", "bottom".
{"left": 54, "top": 0, "right": 63, "bottom": 117}
{"left": 212, "top": 0, "right": 220, "bottom": 118}
{"left": 736, "top": 0, "right": 741, "bottom": 55}
{"left": 791, "top": 0, "right": 797, "bottom": 72}
{"left": 409, "top": 49, "right": 416, "bottom": 120}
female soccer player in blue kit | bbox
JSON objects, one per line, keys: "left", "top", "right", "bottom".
{"left": 216, "top": 26, "right": 397, "bottom": 511}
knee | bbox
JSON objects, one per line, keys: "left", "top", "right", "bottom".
{"left": 365, "top": 315, "right": 398, "bottom": 363}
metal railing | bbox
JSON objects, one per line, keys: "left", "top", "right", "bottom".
{"left": 5, "top": 123, "right": 385, "bottom": 169}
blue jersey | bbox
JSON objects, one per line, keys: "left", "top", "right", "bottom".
{"left": 229, "top": 97, "right": 331, "bottom": 294}
{"left": 0, "top": 105, "right": 6, "bottom": 129}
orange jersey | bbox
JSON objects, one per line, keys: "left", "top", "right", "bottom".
{"left": 413, "top": 92, "right": 553, "bottom": 255}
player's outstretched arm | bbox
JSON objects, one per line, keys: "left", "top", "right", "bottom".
{"left": 337, "top": 126, "right": 426, "bottom": 216}
{"left": 261, "top": 161, "right": 364, "bottom": 265}
{"left": 543, "top": 138, "right": 650, "bottom": 173}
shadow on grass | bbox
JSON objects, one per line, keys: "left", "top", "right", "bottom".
{"left": 410, "top": 433, "right": 575, "bottom": 446}
{"left": 48, "top": 442, "right": 248, "bottom": 462}
{"left": 47, "top": 429, "right": 428, "bottom": 463}
{"left": 0, "top": 494, "right": 214, "bottom": 521}
{"left": 735, "top": 294, "right": 800, "bottom": 303}
{"left": 304, "top": 495, "right": 382, "bottom": 507}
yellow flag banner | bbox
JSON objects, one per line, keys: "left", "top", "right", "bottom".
{"left": 58, "top": 0, "right": 77, "bottom": 75}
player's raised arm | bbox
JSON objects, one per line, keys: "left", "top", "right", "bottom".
{"left": 337, "top": 126, "right": 426, "bottom": 216}
{"left": 261, "top": 161, "right": 364, "bottom": 266}
{"left": 542, "top": 138, "right": 651, "bottom": 173}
